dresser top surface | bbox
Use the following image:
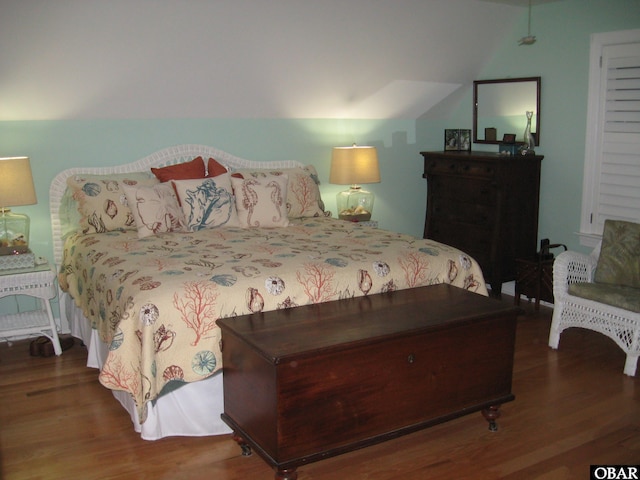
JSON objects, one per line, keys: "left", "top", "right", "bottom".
{"left": 421, "top": 151, "right": 543, "bottom": 161}
{"left": 217, "top": 284, "right": 519, "bottom": 362}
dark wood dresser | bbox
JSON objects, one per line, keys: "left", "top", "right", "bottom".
{"left": 420, "top": 151, "right": 543, "bottom": 296}
{"left": 217, "top": 284, "right": 518, "bottom": 480}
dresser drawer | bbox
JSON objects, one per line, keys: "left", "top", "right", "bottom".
{"left": 427, "top": 222, "right": 492, "bottom": 267}
{"left": 430, "top": 176, "right": 497, "bottom": 206}
{"left": 431, "top": 198, "right": 495, "bottom": 226}
{"left": 425, "top": 158, "right": 497, "bottom": 179}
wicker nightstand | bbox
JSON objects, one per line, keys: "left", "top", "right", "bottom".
{"left": 0, "top": 261, "right": 62, "bottom": 355}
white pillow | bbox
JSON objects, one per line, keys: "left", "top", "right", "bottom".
{"left": 172, "top": 173, "right": 240, "bottom": 230}
{"left": 231, "top": 174, "right": 290, "bottom": 228}
{"left": 122, "top": 183, "right": 187, "bottom": 238}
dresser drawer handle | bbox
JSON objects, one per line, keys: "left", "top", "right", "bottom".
{"left": 407, "top": 353, "right": 416, "bottom": 364}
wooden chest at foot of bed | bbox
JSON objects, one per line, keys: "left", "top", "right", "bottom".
{"left": 217, "top": 284, "right": 519, "bottom": 480}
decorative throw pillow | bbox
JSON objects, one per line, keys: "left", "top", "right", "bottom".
{"left": 594, "top": 219, "right": 640, "bottom": 289}
{"left": 233, "top": 165, "right": 324, "bottom": 218}
{"left": 66, "top": 172, "right": 159, "bottom": 234}
{"left": 206, "top": 157, "right": 228, "bottom": 178}
{"left": 231, "top": 174, "right": 290, "bottom": 228}
{"left": 172, "top": 173, "right": 240, "bottom": 231}
{"left": 122, "top": 183, "right": 187, "bottom": 238}
{"left": 151, "top": 157, "right": 206, "bottom": 182}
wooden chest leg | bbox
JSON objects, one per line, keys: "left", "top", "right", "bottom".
{"left": 482, "top": 405, "right": 502, "bottom": 432}
{"left": 231, "top": 432, "right": 253, "bottom": 456}
{"left": 275, "top": 468, "right": 298, "bottom": 480}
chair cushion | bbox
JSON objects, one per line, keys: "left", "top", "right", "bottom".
{"left": 569, "top": 282, "right": 640, "bottom": 313}
{"left": 594, "top": 219, "right": 640, "bottom": 289}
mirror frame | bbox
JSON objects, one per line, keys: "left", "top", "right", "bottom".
{"left": 473, "top": 76, "right": 541, "bottom": 145}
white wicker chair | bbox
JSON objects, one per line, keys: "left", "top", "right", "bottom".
{"left": 548, "top": 243, "right": 640, "bottom": 376}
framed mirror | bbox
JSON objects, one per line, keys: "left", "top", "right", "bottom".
{"left": 473, "top": 77, "right": 541, "bottom": 145}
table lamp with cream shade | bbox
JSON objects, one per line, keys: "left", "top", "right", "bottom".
{"left": 330, "top": 145, "right": 380, "bottom": 222}
{"left": 0, "top": 157, "right": 37, "bottom": 256}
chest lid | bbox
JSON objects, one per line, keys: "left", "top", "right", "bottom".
{"left": 217, "top": 284, "right": 519, "bottom": 364}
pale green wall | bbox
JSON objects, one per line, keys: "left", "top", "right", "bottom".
{"left": 419, "top": 0, "right": 640, "bottom": 255}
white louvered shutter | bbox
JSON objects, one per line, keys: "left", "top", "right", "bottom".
{"left": 581, "top": 32, "right": 640, "bottom": 244}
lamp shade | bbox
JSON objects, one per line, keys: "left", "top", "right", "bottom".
{"left": 329, "top": 146, "right": 380, "bottom": 185}
{"left": 0, "top": 157, "right": 37, "bottom": 257}
{"left": 0, "top": 157, "right": 37, "bottom": 207}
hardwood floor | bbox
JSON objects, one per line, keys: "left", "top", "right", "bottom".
{"left": 1, "top": 299, "right": 638, "bottom": 480}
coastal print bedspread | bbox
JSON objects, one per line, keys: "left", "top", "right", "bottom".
{"left": 60, "top": 217, "right": 487, "bottom": 423}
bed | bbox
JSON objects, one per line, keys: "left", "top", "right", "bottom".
{"left": 50, "top": 144, "right": 488, "bottom": 440}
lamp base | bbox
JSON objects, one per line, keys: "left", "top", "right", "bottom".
{"left": 336, "top": 186, "right": 375, "bottom": 222}
{"left": 0, "top": 209, "right": 31, "bottom": 255}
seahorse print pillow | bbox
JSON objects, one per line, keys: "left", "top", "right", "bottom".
{"left": 231, "top": 174, "right": 290, "bottom": 228}
{"left": 172, "top": 173, "right": 240, "bottom": 231}
{"left": 232, "top": 166, "right": 324, "bottom": 218}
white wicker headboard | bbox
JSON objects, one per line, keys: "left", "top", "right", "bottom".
{"left": 49, "top": 144, "right": 304, "bottom": 267}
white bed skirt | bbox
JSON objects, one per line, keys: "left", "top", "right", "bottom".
{"left": 65, "top": 293, "right": 232, "bottom": 440}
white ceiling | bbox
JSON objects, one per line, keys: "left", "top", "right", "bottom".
{"left": 0, "top": 0, "right": 539, "bottom": 121}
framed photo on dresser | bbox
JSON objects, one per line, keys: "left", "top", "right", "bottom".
{"left": 444, "top": 129, "right": 471, "bottom": 151}
{"left": 444, "top": 129, "right": 459, "bottom": 150}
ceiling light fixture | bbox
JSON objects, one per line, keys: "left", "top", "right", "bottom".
{"left": 518, "top": 0, "right": 536, "bottom": 45}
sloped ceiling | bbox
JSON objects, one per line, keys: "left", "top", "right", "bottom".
{"left": 0, "top": 0, "right": 533, "bottom": 120}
